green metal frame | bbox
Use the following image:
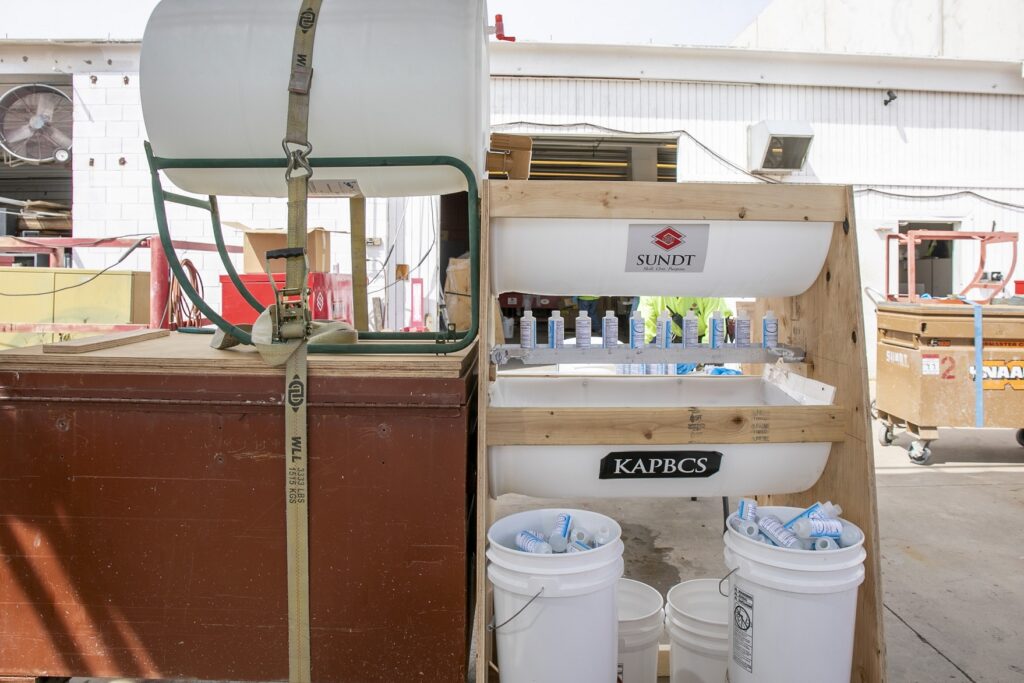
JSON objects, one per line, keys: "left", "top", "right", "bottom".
{"left": 144, "top": 141, "right": 479, "bottom": 354}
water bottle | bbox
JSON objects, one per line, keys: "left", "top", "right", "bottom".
{"left": 791, "top": 516, "right": 843, "bottom": 539}
{"left": 682, "top": 310, "right": 699, "bottom": 348}
{"left": 548, "top": 512, "right": 572, "bottom": 553}
{"left": 576, "top": 310, "right": 591, "bottom": 349}
{"left": 758, "top": 515, "right": 801, "bottom": 548}
{"left": 602, "top": 311, "right": 618, "bottom": 349}
{"left": 547, "top": 310, "right": 564, "bottom": 349}
{"left": 709, "top": 310, "right": 725, "bottom": 349}
{"left": 520, "top": 310, "right": 536, "bottom": 349}
{"left": 515, "top": 530, "right": 552, "bottom": 554}
{"left": 734, "top": 311, "right": 751, "bottom": 348}
{"left": 629, "top": 310, "right": 645, "bottom": 349}
{"left": 655, "top": 308, "right": 672, "bottom": 349}
{"left": 737, "top": 498, "right": 758, "bottom": 521}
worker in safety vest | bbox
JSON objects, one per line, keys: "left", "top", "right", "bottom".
{"left": 637, "top": 296, "right": 734, "bottom": 343}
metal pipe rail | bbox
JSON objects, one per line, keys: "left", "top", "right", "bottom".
{"left": 144, "top": 142, "right": 480, "bottom": 354}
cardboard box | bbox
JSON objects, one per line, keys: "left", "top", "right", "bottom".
{"left": 444, "top": 255, "right": 472, "bottom": 330}
{"left": 487, "top": 132, "right": 533, "bottom": 180}
{"left": 444, "top": 255, "right": 503, "bottom": 341}
{"left": 226, "top": 222, "right": 332, "bottom": 274}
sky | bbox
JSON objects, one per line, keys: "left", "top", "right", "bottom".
{"left": 0, "top": 0, "right": 772, "bottom": 46}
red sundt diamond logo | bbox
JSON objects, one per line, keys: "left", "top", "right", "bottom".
{"left": 652, "top": 227, "right": 684, "bottom": 251}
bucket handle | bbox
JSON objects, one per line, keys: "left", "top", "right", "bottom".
{"left": 487, "top": 587, "right": 544, "bottom": 632}
{"left": 718, "top": 568, "right": 738, "bottom": 597}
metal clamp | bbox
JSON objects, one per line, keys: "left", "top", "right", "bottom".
{"left": 489, "top": 346, "right": 511, "bottom": 365}
{"left": 282, "top": 138, "right": 314, "bottom": 181}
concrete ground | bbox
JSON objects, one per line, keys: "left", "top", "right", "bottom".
{"left": 492, "top": 421, "right": 1024, "bottom": 682}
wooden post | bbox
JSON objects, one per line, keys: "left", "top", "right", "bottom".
{"left": 751, "top": 191, "right": 886, "bottom": 683}
{"left": 474, "top": 185, "right": 494, "bottom": 683}
{"left": 350, "top": 196, "right": 369, "bottom": 330}
{"left": 149, "top": 237, "right": 170, "bottom": 329}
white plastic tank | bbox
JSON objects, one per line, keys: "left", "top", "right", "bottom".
{"left": 140, "top": 0, "right": 488, "bottom": 198}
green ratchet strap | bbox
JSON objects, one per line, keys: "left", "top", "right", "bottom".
{"left": 281, "top": 2, "right": 322, "bottom": 681}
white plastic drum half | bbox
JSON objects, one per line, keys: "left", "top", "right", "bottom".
{"left": 490, "top": 218, "right": 833, "bottom": 297}
{"left": 140, "top": 0, "right": 488, "bottom": 198}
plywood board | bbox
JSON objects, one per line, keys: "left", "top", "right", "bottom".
{"left": 488, "top": 180, "right": 849, "bottom": 222}
{"left": 2, "top": 332, "right": 476, "bottom": 379}
{"left": 486, "top": 405, "right": 846, "bottom": 445}
{"left": 42, "top": 329, "right": 169, "bottom": 354}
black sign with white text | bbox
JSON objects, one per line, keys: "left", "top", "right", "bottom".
{"left": 599, "top": 451, "right": 723, "bottom": 479}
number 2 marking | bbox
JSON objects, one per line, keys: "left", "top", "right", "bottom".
{"left": 940, "top": 356, "right": 956, "bottom": 380}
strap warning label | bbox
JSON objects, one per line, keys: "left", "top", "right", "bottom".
{"left": 732, "top": 587, "right": 754, "bottom": 674}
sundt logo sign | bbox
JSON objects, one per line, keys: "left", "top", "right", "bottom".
{"left": 652, "top": 227, "right": 684, "bottom": 251}
{"left": 625, "top": 223, "right": 710, "bottom": 273}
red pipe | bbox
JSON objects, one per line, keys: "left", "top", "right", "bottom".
{"left": 149, "top": 237, "right": 171, "bottom": 329}
{"left": 495, "top": 14, "right": 515, "bottom": 42}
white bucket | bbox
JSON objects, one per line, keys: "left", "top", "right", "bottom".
{"left": 487, "top": 509, "right": 625, "bottom": 683}
{"left": 665, "top": 580, "right": 729, "bottom": 683}
{"left": 723, "top": 506, "right": 867, "bottom": 683}
{"left": 617, "top": 579, "right": 664, "bottom": 683}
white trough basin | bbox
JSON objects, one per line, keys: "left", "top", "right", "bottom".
{"left": 490, "top": 218, "right": 832, "bottom": 297}
{"left": 488, "top": 368, "right": 836, "bottom": 498}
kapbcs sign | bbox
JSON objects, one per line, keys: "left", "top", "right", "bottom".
{"left": 599, "top": 451, "right": 723, "bottom": 479}
{"left": 625, "top": 223, "right": 710, "bottom": 273}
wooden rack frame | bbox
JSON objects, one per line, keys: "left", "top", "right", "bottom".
{"left": 473, "top": 180, "right": 885, "bottom": 682}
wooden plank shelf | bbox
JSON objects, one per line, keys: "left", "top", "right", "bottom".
{"left": 486, "top": 405, "right": 847, "bottom": 445}
{"left": 487, "top": 180, "right": 850, "bottom": 221}
{"left": 490, "top": 342, "right": 806, "bottom": 366}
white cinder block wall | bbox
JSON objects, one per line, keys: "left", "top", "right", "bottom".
{"left": 71, "top": 72, "right": 439, "bottom": 329}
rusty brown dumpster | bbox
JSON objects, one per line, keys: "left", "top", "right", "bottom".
{"left": 0, "top": 333, "right": 476, "bottom": 682}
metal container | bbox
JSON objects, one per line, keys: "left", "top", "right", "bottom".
{"left": 0, "top": 339, "right": 475, "bottom": 681}
{"left": 875, "top": 302, "right": 1024, "bottom": 463}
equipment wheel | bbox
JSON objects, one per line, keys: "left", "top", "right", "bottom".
{"left": 908, "top": 440, "right": 932, "bottom": 465}
{"left": 877, "top": 424, "right": 895, "bottom": 447}
{"left": 1016, "top": 429, "right": 1024, "bottom": 448}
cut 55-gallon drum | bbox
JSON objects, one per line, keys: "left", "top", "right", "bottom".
{"left": 141, "top": 0, "right": 488, "bottom": 197}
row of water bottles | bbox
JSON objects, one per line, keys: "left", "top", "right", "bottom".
{"left": 519, "top": 308, "right": 780, "bottom": 350}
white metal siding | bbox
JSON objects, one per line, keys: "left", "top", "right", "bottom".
{"left": 492, "top": 77, "right": 1024, "bottom": 189}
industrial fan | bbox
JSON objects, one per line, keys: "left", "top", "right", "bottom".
{"left": 0, "top": 83, "right": 73, "bottom": 165}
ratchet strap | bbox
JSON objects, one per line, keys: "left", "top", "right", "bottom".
{"left": 281, "top": 2, "right": 322, "bottom": 681}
